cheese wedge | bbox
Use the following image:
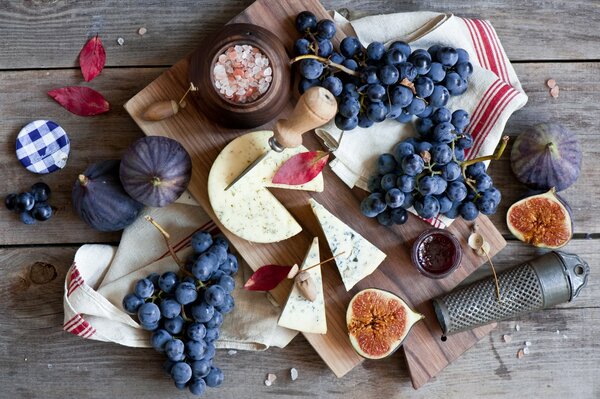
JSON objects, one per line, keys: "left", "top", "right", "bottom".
{"left": 208, "top": 131, "right": 323, "bottom": 243}
{"left": 310, "top": 199, "right": 386, "bottom": 291}
{"left": 278, "top": 237, "right": 326, "bottom": 334}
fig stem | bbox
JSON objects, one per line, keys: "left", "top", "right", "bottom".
{"left": 289, "top": 54, "right": 360, "bottom": 77}
{"left": 302, "top": 251, "right": 346, "bottom": 273}
{"left": 460, "top": 135, "right": 510, "bottom": 186}
{"left": 145, "top": 215, "right": 192, "bottom": 276}
{"left": 78, "top": 174, "right": 89, "bottom": 187}
{"left": 151, "top": 176, "right": 162, "bottom": 186}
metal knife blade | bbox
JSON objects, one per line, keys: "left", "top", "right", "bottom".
{"left": 224, "top": 149, "right": 271, "bottom": 191}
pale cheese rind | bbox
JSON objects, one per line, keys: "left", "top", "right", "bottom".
{"left": 208, "top": 131, "right": 323, "bottom": 243}
{"left": 309, "top": 199, "right": 386, "bottom": 291}
{"left": 277, "top": 237, "right": 326, "bottom": 334}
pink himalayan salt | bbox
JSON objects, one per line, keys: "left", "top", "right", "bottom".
{"left": 212, "top": 44, "right": 272, "bottom": 103}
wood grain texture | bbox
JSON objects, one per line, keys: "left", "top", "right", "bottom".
{"left": 0, "top": 0, "right": 599, "bottom": 69}
{"left": 124, "top": 0, "right": 506, "bottom": 387}
{"left": 0, "top": 240, "right": 597, "bottom": 399}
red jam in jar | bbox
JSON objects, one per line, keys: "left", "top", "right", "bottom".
{"left": 411, "top": 229, "right": 462, "bottom": 279}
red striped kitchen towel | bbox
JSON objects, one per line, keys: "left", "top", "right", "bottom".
{"left": 316, "top": 12, "right": 528, "bottom": 229}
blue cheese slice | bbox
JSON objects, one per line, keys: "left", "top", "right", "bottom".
{"left": 309, "top": 199, "right": 386, "bottom": 291}
{"left": 208, "top": 131, "right": 323, "bottom": 243}
{"left": 278, "top": 237, "right": 326, "bottom": 334}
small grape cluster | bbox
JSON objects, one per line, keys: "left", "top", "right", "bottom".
{"left": 293, "top": 11, "right": 473, "bottom": 131}
{"left": 361, "top": 110, "right": 503, "bottom": 224}
{"left": 4, "top": 182, "right": 53, "bottom": 224}
{"left": 122, "top": 230, "right": 238, "bottom": 396}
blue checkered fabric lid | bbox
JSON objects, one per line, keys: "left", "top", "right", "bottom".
{"left": 16, "top": 120, "right": 70, "bottom": 174}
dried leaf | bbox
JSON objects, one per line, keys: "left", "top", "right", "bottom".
{"left": 48, "top": 87, "right": 110, "bottom": 116}
{"left": 79, "top": 36, "right": 106, "bottom": 82}
{"left": 546, "top": 78, "right": 557, "bottom": 89}
{"left": 272, "top": 151, "right": 329, "bottom": 185}
{"left": 243, "top": 264, "right": 293, "bottom": 291}
{"left": 550, "top": 85, "right": 559, "bottom": 98}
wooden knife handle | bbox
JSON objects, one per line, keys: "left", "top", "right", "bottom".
{"left": 273, "top": 86, "right": 337, "bottom": 149}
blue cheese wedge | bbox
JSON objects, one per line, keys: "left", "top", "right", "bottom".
{"left": 310, "top": 199, "right": 386, "bottom": 291}
{"left": 208, "top": 131, "right": 323, "bottom": 243}
{"left": 278, "top": 237, "right": 326, "bottom": 334}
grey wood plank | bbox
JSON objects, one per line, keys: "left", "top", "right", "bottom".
{"left": 0, "top": 240, "right": 597, "bottom": 398}
{"left": 0, "top": 0, "right": 599, "bottom": 70}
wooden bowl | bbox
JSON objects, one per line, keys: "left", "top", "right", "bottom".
{"left": 189, "top": 23, "right": 291, "bottom": 129}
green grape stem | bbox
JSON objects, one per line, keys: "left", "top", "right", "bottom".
{"left": 289, "top": 54, "right": 359, "bottom": 77}
{"left": 181, "top": 305, "right": 193, "bottom": 322}
{"left": 460, "top": 135, "right": 510, "bottom": 195}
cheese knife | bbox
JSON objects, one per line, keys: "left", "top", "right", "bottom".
{"left": 224, "top": 86, "right": 337, "bottom": 191}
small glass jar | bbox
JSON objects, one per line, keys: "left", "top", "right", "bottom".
{"left": 411, "top": 228, "right": 462, "bottom": 279}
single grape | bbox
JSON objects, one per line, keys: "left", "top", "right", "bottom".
{"left": 427, "top": 44, "right": 442, "bottom": 59}
{"left": 377, "top": 153, "right": 397, "bottom": 174}
{"left": 151, "top": 329, "right": 172, "bottom": 353}
{"left": 189, "top": 377, "right": 207, "bottom": 395}
{"left": 15, "top": 192, "right": 35, "bottom": 212}
{"left": 334, "top": 114, "right": 359, "bottom": 130}
{"left": 418, "top": 176, "right": 438, "bottom": 196}
{"left": 360, "top": 66, "right": 379, "bottom": 85}
{"left": 414, "top": 76, "right": 434, "bottom": 98}
{"left": 380, "top": 174, "right": 396, "bottom": 191}
{"left": 205, "top": 327, "right": 220, "bottom": 342}
{"left": 376, "top": 209, "right": 393, "bottom": 226}
{"left": 436, "top": 46, "right": 459, "bottom": 67}
{"left": 475, "top": 174, "right": 493, "bottom": 192}
{"left": 408, "top": 49, "right": 432, "bottom": 75}
{"left": 208, "top": 244, "right": 227, "bottom": 264}
{"left": 432, "top": 107, "right": 452, "bottom": 124}
{"left": 171, "top": 361, "right": 193, "bottom": 384}
{"left": 454, "top": 147, "right": 465, "bottom": 161}
{"left": 175, "top": 282, "right": 198, "bottom": 305}
{"left": 165, "top": 338, "right": 186, "bottom": 362}
{"left": 204, "top": 367, "right": 224, "bottom": 388}
{"left": 145, "top": 272, "right": 160, "bottom": 288}
{"left": 385, "top": 188, "right": 405, "bottom": 208}
{"left": 192, "top": 302, "right": 215, "bottom": 323}
{"left": 395, "top": 109, "right": 413, "bottom": 123}
{"left": 378, "top": 65, "right": 399, "bottom": 85}
{"left": 20, "top": 211, "right": 36, "bottom": 225}
{"left": 389, "top": 41, "right": 412, "bottom": 60}
{"left": 486, "top": 187, "right": 502, "bottom": 204}
{"left": 222, "top": 253, "right": 239, "bottom": 275}
{"left": 164, "top": 315, "right": 184, "bottom": 335}
{"left": 455, "top": 62, "right": 473, "bottom": 79}
{"left": 187, "top": 322, "right": 207, "bottom": 341}
{"left": 316, "top": 19, "right": 336, "bottom": 40}
{"left": 366, "top": 84, "right": 386, "bottom": 102}
{"left": 466, "top": 162, "right": 486, "bottom": 178}
{"left": 384, "top": 48, "right": 405, "bottom": 66}
{"left": 367, "top": 174, "right": 382, "bottom": 192}
{"left": 397, "top": 174, "right": 416, "bottom": 192}
{"left": 298, "top": 78, "right": 319, "bottom": 94}
{"left": 406, "top": 97, "right": 426, "bottom": 115}
{"left": 389, "top": 84, "right": 413, "bottom": 107}
{"left": 158, "top": 272, "right": 179, "bottom": 294}
{"left": 402, "top": 154, "right": 425, "bottom": 176}
{"left": 191, "top": 359, "right": 212, "bottom": 378}
{"left": 426, "top": 62, "right": 446, "bottom": 83}
{"left": 456, "top": 133, "right": 474, "bottom": 150}
{"left": 30, "top": 182, "right": 51, "bottom": 202}
{"left": 317, "top": 39, "right": 333, "bottom": 57}
{"left": 360, "top": 193, "right": 386, "bottom": 217}
{"left": 192, "top": 252, "right": 219, "bottom": 281}
{"left": 414, "top": 195, "right": 440, "bottom": 219}
{"left": 431, "top": 143, "right": 453, "bottom": 165}
{"left": 295, "top": 11, "right": 317, "bottom": 33}
{"left": 340, "top": 36, "right": 361, "bottom": 57}
{"left": 330, "top": 51, "right": 344, "bottom": 64}
{"left": 393, "top": 141, "right": 415, "bottom": 161}
{"left": 322, "top": 76, "right": 343, "bottom": 96}
{"left": 441, "top": 162, "right": 461, "bottom": 181}
{"left": 294, "top": 38, "right": 310, "bottom": 55}
{"left": 446, "top": 181, "right": 468, "bottom": 202}
{"left": 456, "top": 48, "right": 470, "bottom": 63}
{"left": 416, "top": 104, "right": 435, "bottom": 119}
{"left": 390, "top": 207, "right": 409, "bottom": 224}
{"left": 4, "top": 193, "right": 17, "bottom": 211}
{"left": 122, "top": 293, "right": 144, "bottom": 314}
{"left": 402, "top": 191, "right": 414, "bottom": 208}
{"left": 451, "top": 109, "right": 470, "bottom": 130}
{"left": 460, "top": 202, "right": 479, "bottom": 221}
{"left": 206, "top": 311, "right": 224, "bottom": 329}
{"left": 429, "top": 85, "right": 450, "bottom": 107}
{"left": 205, "top": 285, "right": 226, "bottom": 307}
{"left": 135, "top": 278, "right": 154, "bottom": 299}
{"left": 215, "top": 294, "right": 235, "bottom": 314}
{"left": 342, "top": 58, "right": 358, "bottom": 71}
{"left": 386, "top": 103, "right": 403, "bottom": 119}
{"left": 218, "top": 275, "right": 235, "bottom": 294}
{"left": 338, "top": 97, "right": 360, "bottom": 118}
{"left": 299, "top": 59, "right": 324, "bottom": 80}
{"left": 366, "top": 41, "right": 385, "bottom": 61}
{"left": 432, "top": 122, "right": 456, "bottom": 144}
{"left": 366, "top": 101, "right": 387, "bottom": 122}
{"left": 443, "top": 200, "right": 462, "bottom": 219}
{"left": 476, "top": 191, "right": 498, "bottom": 215}
{"left": 436, "top": 195, "right": 454, "bottom": 213}
{"left": 397, "top": 62, "right": 417, "bottom": 81}
{"left": 433, "top": 176, "right": 448, "bottom": 195}
{"left": 138, "top": 302, "right": 161, "bottom": 326}
{"left": 442, "top": 72, "right": 463, "bottom": 94}
{"left": 342, "top": 83, "right": 359, "bottom": 99}
{"left": 186, "top": 339, "right": 207, "bottom": 361}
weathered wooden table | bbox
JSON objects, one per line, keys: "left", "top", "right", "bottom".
{"left": 1, "top": 1, "right": 598, "bottom": 398}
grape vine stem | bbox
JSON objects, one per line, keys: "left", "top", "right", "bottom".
{"left": 289, "top": 54, "right": 359, "bottom": 77}
{"left": 145, "top": 215, "right": 193, "bottom": 277}
{"left": 461, "top": 135, "right": 510, "bottom": 193}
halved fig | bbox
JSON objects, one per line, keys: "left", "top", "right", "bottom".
{"left": 346, "top": 288, "right": 424, "bottom": 360}
{"left": 506, "top": 188, "right": 573, "bottom": 248}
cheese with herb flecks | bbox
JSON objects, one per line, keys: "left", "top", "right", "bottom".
{"left": 208, "top": 131, "right": 323, "bottom": 243}
{"left": 277, "top": 237, "right": 326, "bottom": 334}
{"left": 310, "top": 199, "right": 386, "bottom": 291}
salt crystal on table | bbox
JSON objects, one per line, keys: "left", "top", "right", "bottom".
{"left": 525, "top": 341, "right": 531, "bottom": 346}
{"left": 523, "top": 347, "right": 530, "bottom": 355}
{"left": 290, "top": 368, "right": 298, "bottom": 381}
{"left": 503, "top": 334, "right": 512, "bottom": 343}
{"left": 515, "top": 324, "right": 521, "bottom": 331}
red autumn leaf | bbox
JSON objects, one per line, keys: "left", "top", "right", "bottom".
{"left": 272, "top": 151, "right": 329, "bottom": 185}
{"left": 48, "top": 86, "right": 110, "bottom": 116}
{"left": 79, "top": 35, "right": 106, "bottom": 82}
{"left": 244, "top": 264, "right": 293, "bottom": 291}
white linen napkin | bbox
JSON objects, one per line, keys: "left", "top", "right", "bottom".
{"left": 62, "top": 195, "right": 297, "bottom": 351}
{"left": 316, "top": 12, "right": 528, "bottom": 228}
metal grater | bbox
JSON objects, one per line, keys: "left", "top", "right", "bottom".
{"left": 433, "top": 251, "right": 589, "bottom": 335}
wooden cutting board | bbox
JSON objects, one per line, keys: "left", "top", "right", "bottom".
{"left": 124, "top": 0, "right": 505, "bottom": 389}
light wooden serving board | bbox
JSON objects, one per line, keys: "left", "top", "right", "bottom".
{"left": 124, "top": 0, "right": 505, "bottom": 389}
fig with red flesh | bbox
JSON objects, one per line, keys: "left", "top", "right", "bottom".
{"left": 346, "top": 288, "right": 424, "bottom": 360}
{"left": 506, "top": 188, "right": 573, "bottom": 248}
{"left": 511, "top": 123, "right": 581, "bottom": 192}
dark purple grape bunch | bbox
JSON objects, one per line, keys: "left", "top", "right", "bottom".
{"left": 122, "top": 231, "right": 238, "bottom": 396}
{"left": 361, "top": 109, "right": 503, "bottom": 224}
{"left": 292, "top": 11, "right": 474, "bottom": 131}
{"left": 5, "top": 182, "right": 53, "bottom": 224}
